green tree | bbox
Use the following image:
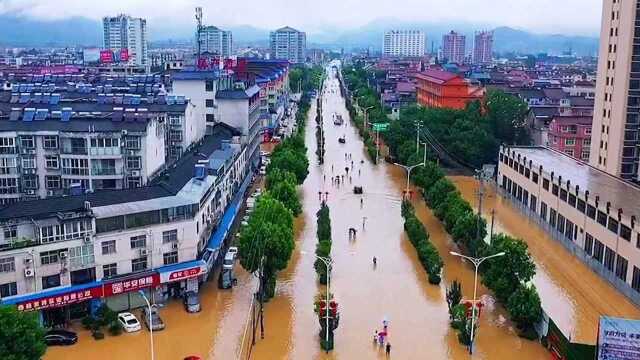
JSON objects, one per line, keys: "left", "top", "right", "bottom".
{"left": 446, "top": 280, "right": 462, "bottom": 318}
{"left": 507, "top": 284, "right": 543, "bottom": 331}
{"left": 238, "top": 194, "right": 295, "bottom": 299}
{"left": 265, "top": 168, "right": 298, "bottom": 191}
{"left": 480, "top": 234, "right": 536, "bottom": 302}
{"left": 0, "top": 306, "right": 46, "bottom": 360}
{"left": 425, "top": 178, "right": 457, "bottom": 208}
{"left": 267, "top": 180, "right": 301, "bottom": 216}
{"left": 485, "top": 90, "right": 530, "bottom": 146}
{"left": 267, "top": 148, "right": 309, "bottom": 185}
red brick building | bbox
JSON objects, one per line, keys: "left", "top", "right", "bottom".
{"left": 414, "top": 69, "right": 484, "bottom": 110}
{"left": 548, "top": 115, "right": 592, "bottom": 162}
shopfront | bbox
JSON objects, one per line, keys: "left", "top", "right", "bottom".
{"left": 157, "top": 260, "right": 207, "bottom": 301}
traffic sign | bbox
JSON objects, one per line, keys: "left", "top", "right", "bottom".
{"left": 372, "top": 123, "right": 390, "bottom": 131}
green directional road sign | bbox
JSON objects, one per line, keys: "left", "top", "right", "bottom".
{"left": 372, "top": 123, "right": 390, "bottom": 132}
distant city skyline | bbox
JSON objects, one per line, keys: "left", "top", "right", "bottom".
{"left": 0, "top": 0, "right": 602, "bottom": 36}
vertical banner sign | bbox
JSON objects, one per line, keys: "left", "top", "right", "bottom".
{"left": 100, "top": 50, "right": 114, "bottom": 63}
{"left": 598, "top": 316, "right": 640, "bottom": 360}
{"left": 120, "top": 49, "right": 129, "bottom": 62}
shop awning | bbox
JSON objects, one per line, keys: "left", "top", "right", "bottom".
{"left": 157, "top": 259, "right": 207, "bottom": 283}
{"left": 205, "top": 172, "right": 252, "bottom": 252}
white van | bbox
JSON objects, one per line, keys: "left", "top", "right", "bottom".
{"left": 222, "top": 252, "right": 235, "bottom": 270}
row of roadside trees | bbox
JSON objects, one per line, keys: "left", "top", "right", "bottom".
{"left": 343, "top": 63, "right": 542, "bottom": 339}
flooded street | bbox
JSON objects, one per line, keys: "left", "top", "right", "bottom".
{"left": 46, "top": 69, "right": 576, "bottom": 359}
{"left": 451, "top": 176, "right": 640, "bottom": 344}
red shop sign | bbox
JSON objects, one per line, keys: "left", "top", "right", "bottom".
{"left": 167, "top": 267, "right": 201, "bottom": 283}
{"left": 17, "top": 287, "right": 102, "bottom": 312}
{"left": 103, "top": 273, "right": 160, "bottom": 297}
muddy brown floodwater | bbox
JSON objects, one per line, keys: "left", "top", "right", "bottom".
{"left": 451, "top": 176, "right": 640, "bottom": 344}
{"left": 46, "top": 68, "right": 603, "bottom": 360}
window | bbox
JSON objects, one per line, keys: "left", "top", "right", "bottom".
{"left": 550, "top": 208, "right": 557, "bottom": 228}
{"left": 126, "top": 157, "right": 141, "bottom": 169}
{"left": 560, "top": 189, "right": 568, "bottom": 202}
{"left": 604, "top": 247, "right": 616, "bottom": 272}
{"left": 45, "top": 155, "right": 59, "bottom": 169}
{"left": 587, "top": 205, "right": 596, "bottom": 219}
{"left": 608, "top": 217, "right": 619, "bottom": 234}
{"left": 40, "top": 250, "right": 62, "bottom": 265}
{"left": 0, "top": 178, "right": 18, "bottom": 194}
{"left": 101, "top": 240, "right": 116, "bottom": 255}
{"left": 0, "top": 257, "right": 15, "bottom": 273}
{"left": 565, "top": 138, "right": 576, "bottom": 146}
{"left": 0, "top": 137, "right": 15, "bottom": 154}
{"left": 20, "top": 136, "right": 35, "bottom": 149}
{"left": 61, "top": 158, "right": 89, "bottom": 176}
{"left": 103, "top": 263, "right": 118, "bottom": 278}
{"left": 581, "top": 150, "right": 590, "bottom": 161}
{"left": 0, "top": 157, "right": 16, "bottom": 175}
{"left": 22, "top": 157, "right": 35, "bottom": 169}
{"left": 633, "top": 267, "right": 640, "bottom": 293}
{"left": 597, "top": 211, "right": 608, "bottom": 227}
{"left": 45, "top": 175, "right": 61, "bottom": 189}
{"left": 568, "top": 194, "right": 576, "bottom": 207}
{"left": 565, "top": 220, "right": 574, "bottom": 240}
{"left": 22, "top": 175, "right": 37, "bottom": 190}
{"left": 616, "top": 255, "right": 629, "bottom": 282}
{"left": 90, "top": 138, "right": 119, "bottom": 148}
{"left": 593, "top": 240, "right": 604, "bottom": 263}
{"left": 40, "top": 224, "right": 62, "bottom": 243}
{"left": 583, "top": 138, "right": 591, "bottom": 146}
{"left": 3, "top": 226, "right": 16, "bottom": 241}
{"left": 42, "top": 274, "right": 61, "bottom": 289}
{"left": 532, "top": 172, "right": 538, "bottom": 184}
{"left": 43, "top": 136, "right": 58, "bottom": 149}
{"left": 205, "top": 80, "right": 214, "bottom": 92}
{"left": 530, "top": 195, "right": 537, "bottom": 212}
{"left": 584, "top": 233, "right": 594, "bottom": 256}
{"left": 552, "top": 184, "right": 559, "bottom": 196}
{"left": 131, "top": 257, "right": 148, "bottom": 272}
{"left": 557, "top": 214, "right": 566, "bottom": 234}
{"left": 130, "top": 235, "right": 146, "bottom": 249}
{"left": 205, "top": 99, "right": 214, "bottom": 108}
{"left": 163, "top": 251, "right": 178, "bottom": 265}
{"left": 127, "top": 177, "right": 141, "bottom": 188}
{"left": 621, "top": 224, "right": 632, "bottom": 241}
{"left": 0, "top": 282, "right": 17, "bottom": 298}
{"left": 162, "top": 230, "right": 178, "bottom": 243}
{"left": 577, "top": 199, "right": 586, "bottom": 213}
{"left": 206, "top": 114, "right": 215, "bottom": 122}
{"left": 540, "top": 202, "right": 548, "bottom": 221}
{"left": 125, "top": 136, "right": 141, "bottom": 149}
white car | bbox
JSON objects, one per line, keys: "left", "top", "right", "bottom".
{"left": 118, "top": 312, "right": 141, "bottom": 333}
{"left": 228, "top": 246, "right": 239, "bottom": 260}
{"left": 260, "top": 151, "right": 270, "bottom": 157}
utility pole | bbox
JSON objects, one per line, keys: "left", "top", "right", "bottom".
{"left": 490, "top": 209, "right": 496, "bottom": 241}
{"left": 195, "top": 7, "right": 203, "bottom": 60}
{"left": 475, "top": 169, "right": 485, "bottom": 246}
{"left": 415, "top": 121, "right": 422, "bottom": 154}
{"left": 259, "top": 256, "right": 265, "bottom": 340}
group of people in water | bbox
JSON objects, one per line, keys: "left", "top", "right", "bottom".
{"left": 374, "top": 318, "right": 392, "bottom": 355}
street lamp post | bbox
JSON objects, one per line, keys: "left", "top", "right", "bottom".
{"left": 449, "top": 251, "right": 506, "bottom": 355}
{"left": 302, "top": 252, "right": 333, "bottom": 352}
{"left": 363, "top": 105, "right": 375, "bottom": 129}
{"left": 138, "top": 290, "right": 155, "bottom": 360}
{"left": 392, "top": 162, "right": 424, "bottom": 198}
{"left": 420, "top": 142, "right": 428, "bottom": 166}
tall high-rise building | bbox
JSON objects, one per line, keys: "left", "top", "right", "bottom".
{"left": 382, "top": 30, "right": 426, "bottom": 57}
{"left": 103, "top": 15, "right": 148, "bottom": 67}
{"left": 442, "top": 31, "right": 466, "bottom": 64}
{"left": 270, "top": 26, "right": 306, "bottom": 64}
{"left": 473, "top": 31, "right": 494, "bottom": 64}
{"left": 590, "top": 0, "right": 640, "bottom": 182}
{"left": 198, "top": 26, "right": 233, "bottom": 57}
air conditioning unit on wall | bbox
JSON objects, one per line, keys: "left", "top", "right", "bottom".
{"left": 24, "top": 268, "right": 35, "bottom": 277}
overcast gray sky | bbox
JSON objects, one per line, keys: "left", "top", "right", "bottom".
{"left": 0, "top": 0, "right": 603, "bottom": 35}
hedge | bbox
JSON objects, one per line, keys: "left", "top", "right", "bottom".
{"left": 401, "top": 200, "right": 443, "bottom": 284}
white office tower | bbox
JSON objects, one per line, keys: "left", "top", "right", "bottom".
{"left": 270, "top": 27, "right": 306, "bottom": 64}
{"left": 198, "top": 26, "right": 233, "bottom": 57}
{"left": 103, "top": 14, "right": 148, "bottom": 67}
{"left": 383, "top": 30, "right": 426, "bottom": 57}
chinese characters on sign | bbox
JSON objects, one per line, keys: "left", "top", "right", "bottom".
{"left": 17, "top": 273, "right": 160, "bottom": 312}
{"left": 168, "top": 267, "right": 201, "bottom": 282}
{"left": 598, "top": 316, "right": 640, "bottom": 360}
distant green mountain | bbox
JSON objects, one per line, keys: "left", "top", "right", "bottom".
{"left": 0, "top": 14, "right": 599, "bottom": 56}
{"left": 0, "top": 14, "right": 101, "bottom": 47}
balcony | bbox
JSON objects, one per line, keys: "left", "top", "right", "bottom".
{"left": 91, "top": 168, "right": 121, "bottom": 176}
{"left": 61, "top": 147, "right": 88, "bottom": 155}
{"left": 62, "top": 168, "right": 89, "bottom": 176}
{"left": 89, "top": 147, "right": 121, "bottom": 156}
{"left": 0, "top": 237, "right": 38, "bottom": 252}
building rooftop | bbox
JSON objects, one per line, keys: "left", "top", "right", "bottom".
{"left": 172, "top": 68, "right": 220, "bottom": 81}
{"left": 550, "top": 115, "right": 593, "bottom": 125}
{"left": 415, "top": 69, "right": 459, "bottom": 84}
{"left": 504, "top": 146, "right": 640, "bottom": 219}
{"left": 0, "top": 123, "right": 241, "bottom": 221}
{"left": 216, "top": 85, "right": 260, "bottom": 100}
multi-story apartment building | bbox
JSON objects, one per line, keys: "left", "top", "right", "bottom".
{"left": 270, "top": 27, "right": 306, "bottom": 64}
{"left": 547, "top": 115, "right": 592, "bottom": 161}
{"left": 171, "top": 69, "right": 233, "bottom": 135}
{"left": 382, "top": 30, "right": 426, "bottom": 57}
{"left": 103, "top": 15, "right": 148, "bottom": 67}
{"left": 498, "top": 146, "right": 640, "bottom": 306}
{"left": 473, "top": 31, "right": 494, "bottom": 65}
{"left": 198, "top": 26, "right": 233, "bottom": 58}
{"left": 0, "top": 123, "right": 252, "bottom": 323}
{"left": 442, "top": 31, "right": 466, "bottom": 65}
{"left": 0, "top": 92, "right": 196, "bottom": 203}
{"left": 590, "top": 0, "right": 640, "bottom": 182}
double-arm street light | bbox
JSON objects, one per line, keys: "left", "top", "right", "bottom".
{"left": 301, "top": 251, "right": 333, "bottom": 353}
{"left": 392, "top": 162, "right": 424, "bottom": 199}
{"left": 449, "top": 251, "right": 506, "bottom": 355}
{"left": 138, "top": 290, "right": 155, "bottom": 360}
{"left": 362, "top": 105, "right": 375, "bottom": 129}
